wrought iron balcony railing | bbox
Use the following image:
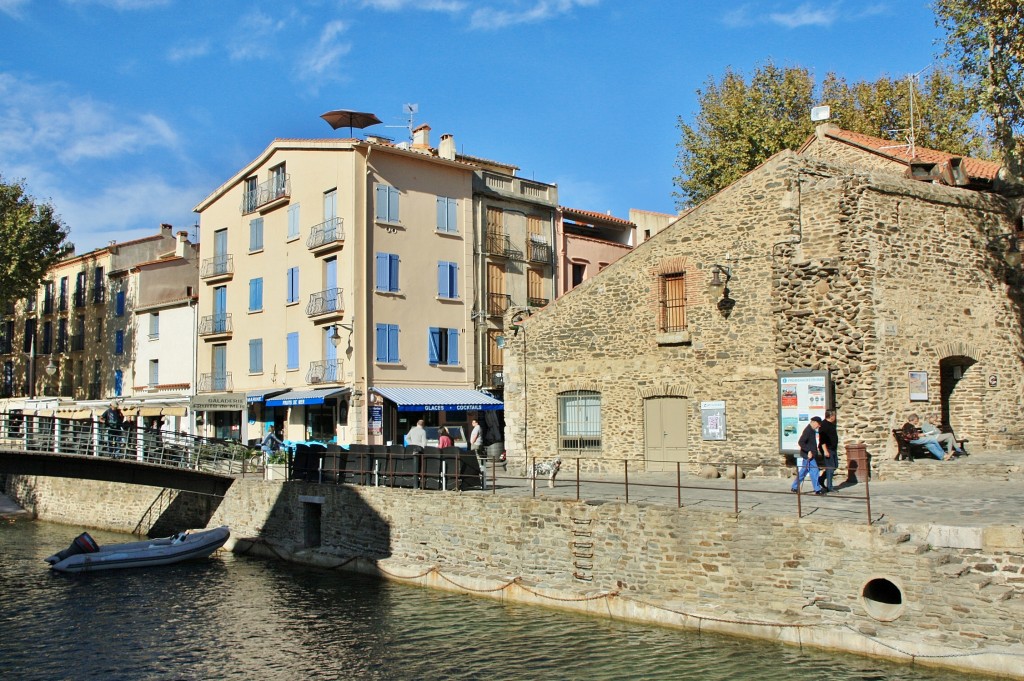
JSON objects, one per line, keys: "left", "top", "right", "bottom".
{"left": 198, "top": 372, "right": 232, "bottom": 392}
{"left": 73, "top": 289, "right": 86, "bottom": 308}
{"left": 241, "top": 174, "right": 290, "bottom": 214}
{"left": 527, "top": 240, "right": 553, "bottom": 264}
{"left": 487, "top": 292, "right": 511, "bottom": 317}
{"left": 528, "top": 297, "right": 549, "bottom": 308}
{"left": 486, "top": 364, "right": 504, "bottom": 387}
{"left": 306, "top": 288, "right": 343, "bottom": 318}
{"left": 198, "top": 314, "right": 232, "bottom": 336}
{"left": 306, "top": 358, "right": 341, "bottom": 384}
{"left": 92, "top": 285, "right": 106, "bottom": 304}
{"left": 200, "top": 255, "right": 234, "bottom": 279}
{"left": 483, "top": 232, "right": 524, "bottom": 260}
{"left": 306, "top": 217, "right": 344, "bottom": 250}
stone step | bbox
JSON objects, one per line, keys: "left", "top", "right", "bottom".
{"left": 869, "top": 451, "right": 1024, "bottom": 483}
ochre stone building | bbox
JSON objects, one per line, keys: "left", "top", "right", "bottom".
{"left": 502, "top": 138, "right": 1024, "bottom": 472}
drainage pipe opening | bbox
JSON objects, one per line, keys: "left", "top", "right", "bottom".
{"left": 861, "top": 576, "right": 905, "bottom": 621}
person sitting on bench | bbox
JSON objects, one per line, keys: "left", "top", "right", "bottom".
{"left": 902, "top": 413, "right": 949, "bottom": 461}
{"left": 920, "top": 414, "right": 964, "bottom": 459}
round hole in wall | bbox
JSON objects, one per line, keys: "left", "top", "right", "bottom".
{"left": 861, "top": 576, "right": 905, "bottom": 622}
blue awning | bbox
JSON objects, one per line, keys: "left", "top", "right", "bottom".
{"left": 371, "top": 387, "right": 503, "bottom": 412}
{"left": 246, "top": 388, "right": 288, "bottom": 404}
{"left": 266, "top": 387, "right": 350, "bottom": 407}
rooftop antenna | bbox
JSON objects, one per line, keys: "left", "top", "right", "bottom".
{"left": 385, "top": 103, "right": 418, "bottom": 144}
{"left": 881, "top": 64, "right": 932, "bottom": 158}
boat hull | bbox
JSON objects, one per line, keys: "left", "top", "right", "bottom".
{"left": 47, "top": 526, "right": 230, "bottom": 573}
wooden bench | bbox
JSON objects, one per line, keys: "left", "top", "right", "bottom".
{"left": 892, "top": 427, "right": 968, "bottom": 461}
{"left": 941, "top": 424, "right": 969, "bottom": 455}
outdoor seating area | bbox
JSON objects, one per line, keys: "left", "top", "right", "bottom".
{"left": 290, "top": 443, "right": 485, "bottom": 491}
{"left": 891, "top": 426, "right": 969, "bottom": 461}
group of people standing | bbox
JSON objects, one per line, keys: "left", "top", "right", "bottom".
{"left": 791, "top": 410, "right": 839, "bottom": 495}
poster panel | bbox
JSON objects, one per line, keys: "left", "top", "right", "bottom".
{"left": 701, "top": 401, "right": 727, "bottom": 441}
{"left": 778, "top": 370, "right": 831, "bottom": 453}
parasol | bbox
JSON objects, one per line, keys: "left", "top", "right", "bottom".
{"left": 319, "top": 109, "right": 382, "bottom": 136}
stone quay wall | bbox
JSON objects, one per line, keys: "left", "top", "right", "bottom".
{"left": 8, "top": 474, "right": 1024, "bottom": 679}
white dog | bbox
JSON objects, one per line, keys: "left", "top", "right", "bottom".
{"left": 529, "top": 457, "right": 562, "bottom": 488}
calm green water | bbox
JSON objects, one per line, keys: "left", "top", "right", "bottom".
{"left": 0, "top": 519, "right": 970, "bottom": 680}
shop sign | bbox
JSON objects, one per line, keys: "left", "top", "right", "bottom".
{"left": 191, "top": 393, "right": 246, "bottom": 411}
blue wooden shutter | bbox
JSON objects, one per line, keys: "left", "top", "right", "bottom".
{"left": 436, "top": 197, "right": 444, "bottom": 230}
{"left": 249, "top": 338, "right": 263, "bottom": 373}
{"left": 250, "top": 218, "right": 263, "bottom": 251}
{"left": 388, "top": 324, "right": 399, "bottom": 363}
{"left": 437, "top": 262, "right": 448, "bottom": 298}
{"left": 449, "top": 262, "right": 458, "bottom": 298}
{"left": 288, "top": 204, "right": 300, "bottom": 238}
{"left": 428, "top": 327, "right": 440, "bottom": 364}
{"left": 287, "top": 332, "right": 298, "bottom": 369}
{"left": 249, "top": 279, "right": 257, "bottom": 311}
{"left": 115, "top": 330, "right": 124, "bottom": 354}
{"left": 447, "top": 328, "right": 459, "bottom": 365}
{"left": 375, "top": 253, "right": 388, "bottom": 291}
{"left": 114, "top": 369, "right": 123, "bottom": 396}
{"left": 388, "top": 186, "right": 399, "bottom": 222}
{"left": 375, "top": 324, "right": 387, "bottom": 362}
{"left": 115, "top": 291, "right": 125, "bottom": 316}
{"left": 389, "top": 254, "right": 399, "bottom": 291}
{"left": 447, "top": 198, "right": 457, "bottom": 232}
{"left": 375, "top": 185, "right": 388, "bottom": 221}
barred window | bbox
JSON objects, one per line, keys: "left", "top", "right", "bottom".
{"left": 659, "top": 272, "right": 686, "bottom": 332}
{"left": 557, "top": 390, "right": 602, "bottom": 452}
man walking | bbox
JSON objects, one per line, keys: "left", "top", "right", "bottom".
{"left": 818, "top": 410, "right": 839, "bottom": 492}
{"left": 791, "top": 417, "right": 824, "bottom": 495}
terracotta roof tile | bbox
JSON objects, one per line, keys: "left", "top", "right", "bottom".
{"left": 561, "top": 207, "right": 635, "bottom": 227}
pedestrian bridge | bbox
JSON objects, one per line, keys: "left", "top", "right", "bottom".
{"left": 0, "top": 413, "right": 240, "bottom": 497}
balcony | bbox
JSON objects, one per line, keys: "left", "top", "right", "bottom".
{"left": 73, "top": 289, "right": 86, "bottom": 308}
{"left": 87, "top": 382, "right": 101, "bottom": 400}
{"left": 92, "top": 285, "right": 106, "bottom": 304}
{"left": 70, "top": 334, "right": 85, "bottom": 352}
{"left": 307, "top": 217, "right": 345, "bottom": 254}
{"left": 198, "top": 372, "right": 232, "bottom": 392}
{"left": 486, "top": 364, "right": 504, "bottom": 387}
{"left": 527, "top": 240, "right": 553, "bottom": 264}
{"left": 306, "top": 288, "right": 344, "bottom": 320}
{"left": 487, "top": 292, "right": 511, "bottom": 317}
{"left": 483, "top": 232, "right": 523, "bottom": 260}
{"left": 306, "top": 358, "right": 341, "bottom": 384}
{"left": 42, "top": 299, "right": 53, "bottom": 315}
{"left": 200, "top": 254, "right": 234, "bottom": 282}
{"left": 241, "top": 175, "right": 290, "bottom": 214}
{"left": 198, "top": 314, "right": 232, "bottom": 338}
{"left": 528, "top": 297, "right": 549, "bottom": 309}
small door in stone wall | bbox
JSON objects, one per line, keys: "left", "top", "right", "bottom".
{"left": 644, "top": 397, "right": 688, "bottom": 472}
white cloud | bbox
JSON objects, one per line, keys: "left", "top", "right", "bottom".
{"left": 229, "top": 11, "right": 291, "bottom": 61}
{"left": 167, "top": 40, "right": 210, "bottom": 63}
{"left": 297, "top": 20, "right": 353, "bottom": 83}
{"left": 469, "top": 0, "right": 598, "bottom": 30}
{"left": 0, "top": 0, "right": 29, "bottom": 18}
{"left": 768, "top": 2, "right": 839, "bottom": 28}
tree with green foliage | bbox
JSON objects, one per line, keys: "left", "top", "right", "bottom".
{"left": 934, "top": 0, "right": 1024, "bottom": 178}
{"left": 674, "top": 62, "right": 984, "bottom": 207}
{"left": 0, "top": 176, "right": 72, "bottom": 309}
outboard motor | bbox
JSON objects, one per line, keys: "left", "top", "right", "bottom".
{"left": 45, "top": 533, "right": 100, "bottom": 565}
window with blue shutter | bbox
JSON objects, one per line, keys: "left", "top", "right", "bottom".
{"left": 115, "top": 290, "right": 125, "bottom": 317}
{"left": 249, "top": 278, "right": 263, "bottom": 311}
{"left": 437, "top": 261, "right": 458, "bottom": 299}
{"left": 375, "top": 184, "right": 400, "bottom": 223}
{"left": 249, "top": 217, "right": 264, "bottom": 251}
{"left": 114, "top": 369, "right": 123, "bottom": 397}
{"left": 427, "top": 327, "right": 459, "bottom": 365}
{"left": 115, "top": 330, "right": 124, "bottom": 355}
{"left": 287, "top": 203, "right": 300, "bottom": 239}
{"left": 375, "top": 323, "right": 400, "bottom": 363}
{"left": 436, "top": 197, "right": 457, "bottom": 233}
{"left": 286, "top": 267, "right": 299, "bottom": 303}
{"left": 249, "top": 338, "right": 263, "bottom": 373}
{"left": 375, "top": 253, "right": 400, "bottom": 292}
{"left": 286, "top": 332, "right": 299, "bottom": 370}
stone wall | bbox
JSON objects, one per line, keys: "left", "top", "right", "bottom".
{"left": 8, "top": 474, "right": 1024, "bottom": 678}
{"left": 502, "top": 151, "right": 1024, "bottom": 475}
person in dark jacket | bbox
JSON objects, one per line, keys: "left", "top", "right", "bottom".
{"left": 791, "top": 417, "right": 824, "bottom": 495}
{"left": 817, "top": 410, "right": 839, "bottom": 492}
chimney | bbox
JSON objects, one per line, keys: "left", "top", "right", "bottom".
{"left": 175, "top": 231, "right": 188, "bottom": 258}
{"left": 439, "top": 133, "right": 455, "bottom": 161}
{"left": 161, "top": 223, "right": 173, "bottom": 236}
{"left": 412, "top": 124, "right": 431, "bottom": 150}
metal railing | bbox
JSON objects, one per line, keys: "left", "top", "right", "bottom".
{"left": 527, "top": 240, "right": 553, "bottom": 263}
{"left": 0, "top": 412, "right": 253, "bottom": 475}
{"left": 306, "top": 288, "right": 343, "bottom": 317}
{"left": 92, "top": 286, "right": 106, "bottom": 304}
{"left": 306, "top": 358, "right": 340, "bottom": 384}
{"left": 487, "top": 292, "right": 511, "bottom": 317}
{"left": 200, "top": 255, "right": 233, "bottom": 279}
{"left": 306, "top": 217, "right": 344, "bottom": 250}
{"left": 527, "top": 297, "right": 549, "bottom": 308}
{"left": 241, "top": 175, "right": 290, "bottom": 214}
{"left": 198, "top": 372, "right": 232, "bottom": 392}
{"left": 483, "top": 232, "right": 524, "bottom": 260}
{"left": 73, "top": 289, "right": 86, "bottom": 308}
{"left": 198, "top": 314, "right": 232, "bottom": 336}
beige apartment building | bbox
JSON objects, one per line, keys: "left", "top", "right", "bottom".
{"left": 0, "top": 225, "right": 190, "bottom": 412}
{"left": 192, "top": 125, "right": 550, "bottom": 447}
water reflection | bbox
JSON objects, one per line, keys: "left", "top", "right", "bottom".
{"left": 0, "top": 520, "right": 968, "bottom": 680}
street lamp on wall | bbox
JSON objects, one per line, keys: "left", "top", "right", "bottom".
{"left": 707, "top": 264, "right": 736, "bottom": 318}
{"left": 45, "top": 357, "right": 57, "bottom": 377}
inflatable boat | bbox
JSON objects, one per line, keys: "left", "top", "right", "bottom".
{"left": 45, "top": 526, "right": 230, "bottom": 573}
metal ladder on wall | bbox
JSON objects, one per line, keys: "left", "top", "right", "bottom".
{"left": 570, "top": 515, "right": 594, "bottom": 581}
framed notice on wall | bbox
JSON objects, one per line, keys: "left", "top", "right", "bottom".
{"left": 778, "top": 370, "right": 832, "bottom": 454}
{"left": 908, "top": 371, "right": 929, "bottom": 402}
{"left": 701, "top": 401, "right": 727, "bottom": 441}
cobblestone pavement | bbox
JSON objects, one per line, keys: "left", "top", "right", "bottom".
{"left": 482, "top": 450, "right": 1024, "bottom": 528}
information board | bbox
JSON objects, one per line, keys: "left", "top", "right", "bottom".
{"left": 368, "top": 405, "right": 383, "bottom": 436}
{"left": 700, "top": 401, "right": 727, "bottom": 441}
{"left": 777, "top": 370, "right": 831, "bottom": 453}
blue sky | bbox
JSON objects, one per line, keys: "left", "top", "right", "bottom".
{"left": 1, "top": 1, "right": 945, "bottom": 253}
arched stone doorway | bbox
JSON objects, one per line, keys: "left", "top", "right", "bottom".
{"left": 938, "top": 350, "right": 979, "bottom": 432}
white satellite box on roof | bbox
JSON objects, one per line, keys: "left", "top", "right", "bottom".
{"left": 811, "top": 105, "right": 831, "bottom": 122}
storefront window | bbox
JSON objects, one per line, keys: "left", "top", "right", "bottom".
{"left": 306, "top": 404, "right": 335, "bottom": 443}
